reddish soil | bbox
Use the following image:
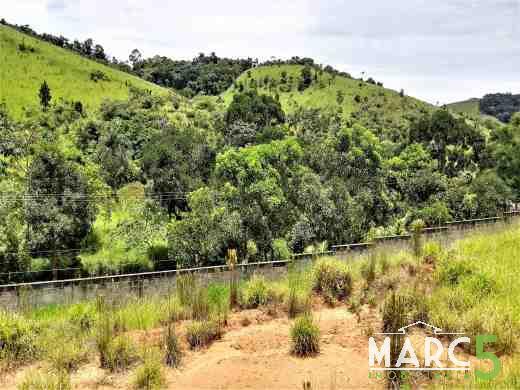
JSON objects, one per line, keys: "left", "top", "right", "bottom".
{"left": 1, "top": 305, "right": 382, "bottom": 390}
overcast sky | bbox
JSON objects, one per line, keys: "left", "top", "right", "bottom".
{"left": 2, "top": 0, "right": 519, "bottom": 103}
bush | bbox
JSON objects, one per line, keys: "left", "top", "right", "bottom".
{"left": 134, "top": 349, "right": 164, "bottom": 390}
{"left": 272, "top": 238, "right": 291, "bottom": 260}
{"left": 290, "top": 315, "right": 320, "bottom": 357}
{"left": 240, "top": 274, "right": 269, "bottom": 308}
{"left": 312, "top": 259, "right": 352, "bottom": 304}
{"left": 90, "top": 70, "right": 109, "bottom": 82}
{"left": 186, "top": 320, "right": 221, "bottom": 350}
{"left": 0, "top": 311, "right": 39, "bottom": 364}
{"left": 164, "top": 324, "right": 181, "bottom": 368}
{"left": 18, "top": 369, "right": 71, "bottom": 390}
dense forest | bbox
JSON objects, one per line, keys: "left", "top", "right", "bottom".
{"left": 1, "top": 22, "right": 520, "bottom": 285}
{"left": 480, "top": 93, "right": 520, "bottom": 123}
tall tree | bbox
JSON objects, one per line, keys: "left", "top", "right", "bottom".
{"left": 38, "top": 80, "right": 51, "bottom": 111}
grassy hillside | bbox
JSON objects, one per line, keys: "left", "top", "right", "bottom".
{"left": 447, "top": 98, "right": 481, "bottom": 116}
{"left": 223, "top": 64, "right": 432, "bottom": 131}
{"left": 0, "top": 25, "right": 167, "bottom": 118}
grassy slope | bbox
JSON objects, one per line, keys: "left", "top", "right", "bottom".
{"left": 0, "top": 25, "right": 167, "bottom": 118}
{"left": 222, "top": 64, "right": 431, "bottom": 129}
{"left": 447, "top": 98, "right": 481, "bottom": 116}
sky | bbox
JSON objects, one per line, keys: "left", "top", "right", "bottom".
{"left": 2, "top": 0, "right": 520, "bottom": 104}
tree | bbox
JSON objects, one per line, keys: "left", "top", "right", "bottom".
{"left": 82, "top": 38, "right": 93, "bottom": 56}
{"left": 93, "top": 44, "right": 106, "bottom": 60}
{"left": 26, "top": 148, "right": 95, "bottom": 275}
{"left": 225, "top": 90, "right": 285, "bottom": 128}
{"left": 168, "top": 187, "right": 240, "bottom": 267}
{"left": 129, "top": 48, "right": 142, "bottom": 68}
{"left": 299, "top": 65, "right": 313, "bottom": 91}
{"left": 95, "top": 123, "right": 136, "bottom": 190}
{"left": 39, "top": 80, "right": 51, "bottom": 111}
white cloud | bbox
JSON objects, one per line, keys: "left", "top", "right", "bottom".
{"left": 1, "top": 0, "right": 519, "bottom": 103}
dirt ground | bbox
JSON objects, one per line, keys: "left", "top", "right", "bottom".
{"left": 1, "top": 305, "right": 382, "bottom": 390}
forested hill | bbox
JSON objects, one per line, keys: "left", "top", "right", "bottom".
{"left": 448, "top": 93, "right": 520, "bottom": 123}
{"left": 0, "top": 24, "right": 167, "bottom": 118}
{"left": 2, "top": 20, "right": 520, "bottom": 284}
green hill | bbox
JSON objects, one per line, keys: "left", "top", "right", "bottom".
{"left": 222, "top": 64, "right": 432, "bottom": 132}
{"left": 0, "top": 25, "right": 168, "bottom": 118}
{"left": 446, "top": 98, "right": 481, "bottom": 116}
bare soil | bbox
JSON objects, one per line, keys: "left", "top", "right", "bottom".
{"left": 1, "top": 304, "right": 382, "bottom": 390}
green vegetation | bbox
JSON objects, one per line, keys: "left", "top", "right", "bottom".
{"left": 290, "top": 314, "right": 320, "bottom": 357}
{"left": 133, "top": 349, "right": 165, "bottom": 390}
{"left": 447, "top": 98, "right": 481, "bottom": 116}
{"left": 222, "top": 64, "right": 430, "bottom": 134}
{"left": 185, "top": 320, "right": 222, "bottom": 349}
{"left": 0, "top": 224, "right": 520, "bottom": 386}
{"left": 0, "top": 25, "right": 167, "bottom": 118}
{"left": 312, "top": 258, "right": 352, "bottom": 304}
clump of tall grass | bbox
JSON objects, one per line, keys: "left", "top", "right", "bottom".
{"left": 185, "top": 320, "right": 222, "bottom": 350}
{"left": 239, "top": 274, "right": 270, "bottom": 308}
{"left": 361, "top": 253, "right": 377, "bottom": 285}
{"left": 175, "top": 273, "right": 212, "bottom": 320}
{"left": 133, "top": 349, "right": 164, "bottom": 390}
{"left": 47, "top": 335, "right": 89, "bottom": 373}
{"left": 312, "top": 258, "right": 352, "bottom": 304}
{"left": 382, "top": 292, "right": 409, "bottom": 389}
{"left": 103, "top": 335, "right": 138, "bottom": 372}
{"left": 286, "top": 269, "right": 312, "bottom": 318}
{"left": 18, "top": 369, "right": 71, "bottom": 390}
{"left": 95, "top": 314, "right": 137, "bottom": 371}
{"left": 163, "top": 324, "right": 181, "bottom": 368}
{"left": 226, "top": 248, "right": 239, "bottom": 308}
{"left": 0, "top": 310, "right": 39, "bottom": 365}
{"left": 176, "top": 273, "right": 196, "bottom": 307}
{"left": 290, "top": 315, "right": 320, "bottom": 357}
{"left": 410, "top": 219, "right": 425, "bottom": 258}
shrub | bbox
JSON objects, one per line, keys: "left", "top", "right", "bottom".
{"left": 290, "top": 315, "right": 320, "bottom": 357}
{"left": 186, "top": 320, "right": 221, "bottom": 350}
{"left": 164, "top": 324, "right": 181, "bottom": 368}
{"left": 134, "top": 349, "right": 164, "bottom": 390}
{"left": 18, "top": 369, "right": 71, "bottom": 390}
{"left": 240, "top": 274, "right": 269, "bottom": 308}
{"left": 312, "top": 259, "right": 352, "bottom": 304}
{"left": 90, "top": 70, "right": 109, "bottom": 82}
{"left": 0, "top": 311, "right": 39, "bottom": 364}
{"left": 272, "top": 238, "right": 291, "bottom": 260}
